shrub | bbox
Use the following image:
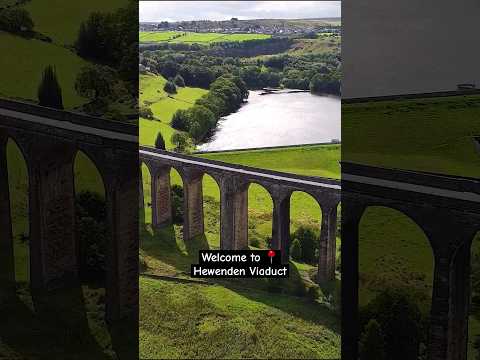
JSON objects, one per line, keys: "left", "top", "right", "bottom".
{"left": 38, "top": 65, "right": 64, "bottom": 109}
{"left": 171, "top": 184, "right": 184, "bottom": 223}
{"left": 290, "top": 238, "right": 302, "bottom": 261}
{"left": 173, "top": 74, "right": 185, "bottom": 87}
{"left": 139, "top": 105, "right": 154, "bottom": 119}
{"left": 307, "top": 285, "right": 320, "bottom": 301}
{"left": 155, "top": 132, "right": 165, "bottom": 150}
{"left": 292, "top": 226, "right": 318, "bottom": 263}
{"left": 75, "top": 191, "right": 107, "bottom": 281}
{"left": 359, "top": 287, "right": 423, "bottom": 360}
{"left": 171, "top": 132, "right": 189, "bottom": 153}
{"left": 163, "top": 80, "right": 177, "bottom": 94}
{"left": 249, "top": 238, "right": 260, "bottom": 248}
{"left": 359, "top": 319, "right": 386, "bottom": 360}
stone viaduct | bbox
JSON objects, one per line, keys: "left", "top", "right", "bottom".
{"left": 139, "top": 146, "right": 341, "bottom": 282}
{"left": 341, "top": 161, "right": 480, "bottom": 360}
{"left": 141, "top": 146, "right": 480, "bottom": 360}
{"left": 0, "top": 98, "right": 138, "bottom": 324}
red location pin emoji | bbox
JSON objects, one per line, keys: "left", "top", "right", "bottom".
{"left": 267, "top": 250, "right": 276, "bottom": 265}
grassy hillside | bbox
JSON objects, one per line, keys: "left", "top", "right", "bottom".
{"left": 24, "top": 0, "right": 130, "bottom": 45}
{"left": 343, "top": 95, "right": 480, "bottom": 177}
{"left": 139, "top": 31, "right": 271, "bottom": 44}
{"left": 0, "top": 32, "right": 88, "bottom": 108}
{"left": 288, "top": 34, "right": 341, "bottom": 56}
{"left": 140, "top": 277, "right": 340, "bottom": 359}
{"left": 140, "top": 73, "right": 208, "bottom": 148}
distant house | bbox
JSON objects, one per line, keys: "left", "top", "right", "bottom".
{"left": 457, "top": 83, "right": 476, "bottom": 90}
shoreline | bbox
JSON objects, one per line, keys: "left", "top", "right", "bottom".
{"left": 194, "top": 141, "right": 341, "bottom": 154}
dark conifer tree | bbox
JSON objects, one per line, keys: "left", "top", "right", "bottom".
{"left": 38, "top": 65, "right": 64, "bottom": 109}
{"left": 155, "top": 132, "right": 166, "bottom": 150}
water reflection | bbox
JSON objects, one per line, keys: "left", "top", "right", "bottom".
{"left": 197, "top": 91, "right": 341, "bottom": 151}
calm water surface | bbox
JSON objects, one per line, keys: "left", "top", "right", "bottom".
{"left": 197, "top": 91, "right": 340, "bottom": 151}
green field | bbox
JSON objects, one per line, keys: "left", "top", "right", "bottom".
{"left": 343, "top": 95, "right": 480, "bottom": 177}
{"left": 0, "top": 32, "right": 88, "bottom": 108}
{"left": 139, "top": 31, "right": 271, "bottom": 44}
{"left": 23, "top": 0, "right": 129, "bottom": 45}
{"left": 140, "top": 73, "right": 208, "bottom": 148}
{"left": 140, "top": 277, "right": 340, "bottom": 359}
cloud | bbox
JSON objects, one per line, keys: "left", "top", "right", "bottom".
{"left": 139, "top": 1, "right": 341, "bottom": 22}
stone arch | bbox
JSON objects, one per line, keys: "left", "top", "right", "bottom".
{"left": 246, "top": 181, "right": 275, "bottom": 249}
{"left": 5, "top": 136, "right": 30, "bottom": 284}
{"left": 201, "top": 171, "right": 221, "bottom": 248}
{"left": 358, "top": 205, "right": 434, "bottom": 311}
{"left": 71, "top": 150, "right": 107, "bottom": 283}
{"left": 289, "top": 190, "right": 323, "bottom": 264}
{"left": 139, "top": 160, "right": 153, "bottom": 224}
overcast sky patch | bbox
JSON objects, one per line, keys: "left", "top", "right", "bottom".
{"left": 140, "top": 1, "right": 341, "bottom": 22}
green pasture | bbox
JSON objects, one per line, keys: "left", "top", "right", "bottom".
{"left": 140, "top": 277, "right": 340, "bottom": 359}
{"left": 139, "top": 31, "right": 271, "bottom": 44}
{"left": 23, "top": 0, "right": 130, "bottom": 45}
{"left": 139, "top": 73, "right": 208, "bottom": 147}
{"left": 343, "top": 95, "right": 480, "bottom": 177}
{"left": 0, "top": 32, "right": 88, "bottom": 108}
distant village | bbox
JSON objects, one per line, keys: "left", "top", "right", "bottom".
{"left": 140, "top": 18, "right": 341, "bottom": 36}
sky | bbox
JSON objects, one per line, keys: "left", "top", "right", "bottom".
{"left": 343, "top": 0, "right": 480, "bottom": 97}
{"left": 139, "top": 1, "right": 341, "bottom": 22}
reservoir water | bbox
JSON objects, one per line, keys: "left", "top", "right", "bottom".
{"left": 197, "top": 90, "right": 341, "bottom": 151}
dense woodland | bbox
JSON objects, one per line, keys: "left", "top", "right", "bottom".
{"left": 140, "top": 36, "right": 341, "bottom": 94}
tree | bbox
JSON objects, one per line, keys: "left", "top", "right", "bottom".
{"left": 293, "top": 226, "right": 318, "bottom": 263}
{"left": 75, "top": 65, "right": 116, "bottom": 102}
{"left": 155, "top": 132, "right": 165, "bottom": 150}
{"left": 359, "top": 288, "right": 423, "bottom": 360}
{"left": 171, "top": 109, "right": 190, "bottom": 131}
{"left": 0, "top": 8, "right": 34, "bottom": 34}
{"left": 359, "top": 319, "right": 386, "bottom": 360}
{"left": 290, "top": 239, "right": 302, "bottom": 261}
{"left": 187, "top": 105, "right": 216, "bottom": 143}
{"left": 164, "top": 80, "right": 177, "bottom": 94}
{"left": 171, "top": 132, "right": 188, "bottom": 153}
{"left": 309, "top": 73, "right": 341, "bottom": 95}
{"left": 37, "top": 65, "right": 64, "bottom": 109}
{"left": 173, "top": 74, "right": 185, "bottom": 87}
